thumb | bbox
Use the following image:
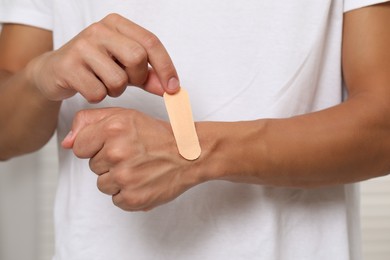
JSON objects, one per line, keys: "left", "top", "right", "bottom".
{"left": 61, "top": 109, "right": 110, "bottom": 149}
{"left": 61, "top": 130, "right": 75, "bottom": 149}
{"left": 140, "top": 68, "right": 180, "bottom": 96}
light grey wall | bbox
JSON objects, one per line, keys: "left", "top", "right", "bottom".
{"left": 0, "top": 153, "right": 40, "bottom": 260}
{"left": 361, "top": 176, "right": 390, "bottom": 260}
{"left": 0, "top": 138, "right": 57, "bottom": 260}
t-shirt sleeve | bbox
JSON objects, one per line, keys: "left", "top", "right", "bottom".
{"left": 345, "top": 0, "right": 390, "bottom": 12}
{"left": 0, "top": 0, "right": 53, "bottom": 30}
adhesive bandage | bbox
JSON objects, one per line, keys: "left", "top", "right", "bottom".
{"left": 163, "top": 88, "right": 201, "bottom": 161}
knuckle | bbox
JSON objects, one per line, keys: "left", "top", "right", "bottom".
{"left": 104, "top": 118, "right": 126, "bottom": 135}
{"left": 73, "top": 150, "right": 85, "bottom": 159}
{"left": 88, "top": 158, "right": 100, "bottom": 175}
{"left": 111, "top": 71, "right": 128, "bottom": 87}
{"left": 103, "top": 13, "right": 122, "bottom": 24}
{"left": 72, "top": 146, "right": 83, "bottom": 158}
{"left": 85, "top": 22, "right": 103, "bottom": 36}
{"left": 113, "top": 197, "right": 134, "bottom": 212}
{"left": 130, "top": 46, "right": 147, "bottom": 66}
{"left": 96, "top": 177, "right": 113, "bottom": 195}
{"left": 123, "top": 193, "right": 144, "bottom": 209}
{"left": 72, "top": 37, "right": 90, "bottom": 53}
{"left": 112, "top": 196, "right": 123, "bottom": 209}
{"left": 143, "top": 33, "right": 161, "bottom": 50}
{"left": 69, "top": 36, "right": 94, "bottom": 58}
{"left": 121, "top": 46, "right": 147, "bottom": 68}
{"left": 86, "top": 94, "right": 105, "bottom": 104}
{"left": 82, "top": 22, "right": 110, "bottom": 42}
{"left": 128, "top": 71, "right": 148, "bottom": 86}
{"left": 107, "top": 88, "right": 126, "bottom": 98}
{"left": 105, "top": 72, "right": 128, "bottom": 96}
{"left": 72, "top": 142, "right": 89, "bottom": 159}
{"left": 96, "top": 177, "right": 105, "bottom": 192}
{"left": 126, "top": 108, "right": 140, "bottom": 118}
{"left": 56, "top": 54, "right": 77, "bottom": 73}
{"left": 86, "top": 87, "right": 107, "bottom": 103}
{"left": 113, "top": 71, "right": 129, "bottom": 87}
{"left": 74, "top": 110, "right": 88, "bottom": 125}
{"left": 113, "top": 169, "right": 129, "bottom": 187}
{"left": 105, "top": 147, "right": 127, "bottom": 163}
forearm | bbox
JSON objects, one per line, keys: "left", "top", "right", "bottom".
{"left": 0, "top": 68, "right": 61, "bottom": 160}
{"left": 197, "top": 94, "right": 390, "bottom": 188}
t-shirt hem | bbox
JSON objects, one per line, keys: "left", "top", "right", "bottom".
{"left": 345, "top": 0, "right": 390, "bottom": 12}
{"left": 0, "top": 8, "right": 52, "bottom": 31}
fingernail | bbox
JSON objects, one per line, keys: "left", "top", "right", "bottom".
{"left": 167, "top": 77, "right": 180, "bottom": 91}
{"left": 64, "top": 130, "right": 73, "bottom": 141}
{"left": 61, "top": 131, "right": 74, "bottom": 149}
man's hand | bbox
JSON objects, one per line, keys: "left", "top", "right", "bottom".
{"left": 62, "top": 108, "right": 203, "bottom": 211}
{"left": 27, "top": 13, "right": 180, "bottom": 103}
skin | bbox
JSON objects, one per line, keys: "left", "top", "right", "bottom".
{"left": 0, "top": 14, "right": 180, "bottom": 159}
{"left": 1, "top": 5, "right": 390, "bottom": 212}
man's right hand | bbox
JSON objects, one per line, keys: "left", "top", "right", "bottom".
{"left": 27, "top": 13, "right": 180, "bottom": 103}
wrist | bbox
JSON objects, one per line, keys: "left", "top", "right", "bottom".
{"left": 23, "top": 60, "right": 62, "bottom": 107}
{"left": 194, "top": 120, "right": 269, "bottom": 184}
{"left": 24, "top": 55, "right": 48, "bottom": 100}
{"left": 24, "top": 52, "right": 65, "bottom": 103}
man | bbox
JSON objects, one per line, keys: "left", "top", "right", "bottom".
{"left": 0, "top": 0, "right": 389, "bottom": 259}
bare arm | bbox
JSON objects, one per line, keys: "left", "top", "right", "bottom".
{"left": 0, "top": 24, "right": 59, "bottom": 160}
{"left": 0, "top": 14, "right": 180, "bottom": 161}
{"left": 203, "top": 3, "right": 390, "bottom": 187}
{"left": 62, "top": 4, "right": 390, "bottom": 211}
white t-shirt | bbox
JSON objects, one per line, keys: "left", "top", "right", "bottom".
{"left": 1, "top": 0, "right": 389, "bottom": 259}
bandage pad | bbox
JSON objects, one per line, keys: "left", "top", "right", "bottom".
{"left": 164, "top": 88, "right": 201, "bottom": 160}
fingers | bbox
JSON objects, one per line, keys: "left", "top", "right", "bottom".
{"left": 34, "top": 14, "right": 179, "bottom": 103}
{"left": 96, "top": 171, "right": 146, "bottom": 211}
{"left": 101, "top": 14, "right": 180, "bottom": 94}
{"left": 92, "top": 25, "right": 150, "bottom": 88}
{"left": 61, "top": 108, "right": 114, "bottom": 149}
{"left": 70, "top": 66, "right": 108, "bottom": 103}
{"left": 96, "top": 168, "right": 153, "bottom": 211}
{"left": 140, "top": 68, "right": 165, "bottom": 96}
{"left": 72, "top": 125, "right": 105, "bottom": 159}
{"left": 68, "top": 28, "right": 152, "bottom": 99}
{"left": 112, "top": 191, "right": 153, "bottom": 212}
{"left": 97, "top": 172, "right": 120, "bottom": 196}
{"left": 62, "top": 107, "right": 185, "bottom": 212}
{"left": 83, "top": 47, "right": 129, "bottom": 98}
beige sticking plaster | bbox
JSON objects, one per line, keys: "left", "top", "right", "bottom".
{"left": 164, "top": 88, "right": 201, "bottom": 160}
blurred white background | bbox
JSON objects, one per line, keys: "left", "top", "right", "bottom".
{"left": 0, "top": 137, "right": 389, "bottom": 260}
